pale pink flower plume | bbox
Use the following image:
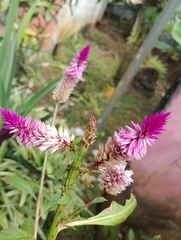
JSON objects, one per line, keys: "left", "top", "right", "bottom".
{"left": 0, "top": 108, "right": 74, "bottom": 153}
{"left": 29, "top": 121, "right": 74, "bottom": 153}
{"left": 52, "top": 45, "right": 90, "bottom": 103}
{"left": 95, "top": 136, "right": 126, "bottom": 169}
{"left": 98, "top": 164, "right": 133, "bottom": 196}
{"left": 115, "top": 111, "right": 170, "bottom": 161}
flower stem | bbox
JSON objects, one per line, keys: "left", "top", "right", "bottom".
{"left": 34, "top": 103, "right": 59, "bottom": 239}
{"left": 34, "top": 151, "right": 48, "bottom": 239}
{"left": 47, "top": 146, "right": 87, "bottom": 240}
{"left": 52, "top": 103, "right": 59, "bottom": 125}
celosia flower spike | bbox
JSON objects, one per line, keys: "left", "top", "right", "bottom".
{"left": 82, "top": 114, "right": 97, "bottom": 147}
{"left": 95, "top": 136, "right": 126, "bottom": 169}
{"left": 98, "top": 164, "right": 133, "bottom": 196}
{"left": 0, "top": 108, "right": 37, "bottom": 146}
{"left": 52, "top": 45, "right": 90, "bottom": 103}
{"left": 115, "top": 111, "right": 170, "bottom": 161}
{"left": 65, "top": 44, "right": 90, "bottom": 81}
{"left": 29, "top": 121, "right": 74, "bottom": 153}
{"left": 0, "top": 108, "right": 74, "bottom": 153}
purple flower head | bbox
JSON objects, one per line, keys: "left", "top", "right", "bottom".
{"left": 66, "top": 45, "right": 90, "bottom": 81}
{"left": 98, "top": 164, "right": 133, "bottom": 196}
{"left": 115, "top": 112, "right": 170, "bottom": 161}
{"left": 52, "top": 45, "right": 90, "bottom": 103}
{"left": 0, "top": 108, "right": 37, "bottom": 145}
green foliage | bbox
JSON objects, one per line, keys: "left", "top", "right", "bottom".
{"left": 57, "top": 194, "right": 136, "bottom": 232}
{"left": 172, "top": 21, "right": 181, "bottom": 46}
{"left": 0, "top": 228, "right": 34, "bottom": 240}
{"left": 126, "top": 228, "right": 136, "bottom": 240}
{"left": 142, "top": 55, "right": 167, "bottom": 75}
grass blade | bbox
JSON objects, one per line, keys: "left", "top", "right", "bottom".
{"left": 0, "top": 0, "right": 19, "bottom": 75}
{"left": 5, "top": 32, "right": 17, "bottom": 108}
{"left": 20, "top": 79, "right": 59, "bottom": 116}
{"left": 17, "top": 0, "right": 39, "bottom": 49}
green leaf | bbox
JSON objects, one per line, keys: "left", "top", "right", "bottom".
{"left": 1, "top": 175, "right": 35, "bottom": 199}
{"left": 126, "top": 228, "right": 136, "bottom": 240}
{"left": 172, "top": 22, "right": 181, "bottom": 46}
{"left": 21, "top": 218, "right": 34, "bottom": 237}
{"left": 0, "top": 228, "right": 34, "bottom": 240}
{"left": 0, "top": 0, "right": 19, "bottom": 74}
{"left": 20, "top": 79, "right": 59, "bottom": 116}
{"left": 58, "top": 193, "right": 72, "bottom": 205}
{"left": 0, "top": 80, "right": 5, "bottom": 109}
{"left": 91, "top": 196, "right": 107, "bottom": 204}
{"left": 154, "top": 40, "right": 173, "bottom": 50}
{"left": 5, "top": 32, "right": 17, "bottom": 108}
{"left": 70, "top": 137, "right": 82, "bottom": 148}
{"left": 17, "top": 1, "right": 38, "bottom": 48}
{"left": 61, "top": 194, "right": 136, "bottom": 230}
{"left": 43, "top": 192, "right": 61, "bottom": 213}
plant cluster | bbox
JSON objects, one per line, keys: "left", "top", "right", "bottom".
{"left": 0, "top": 44, "right": 170, "bottom": 239}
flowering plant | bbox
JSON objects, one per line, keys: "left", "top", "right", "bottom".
{"left": 0, "top": 45, "right": 170, "bottom": 240}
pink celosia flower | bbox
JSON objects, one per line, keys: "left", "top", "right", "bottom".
{"left": 95, "top": 136, "right": 126, "bottom": 169}
{"left": 65, "top": 45, "right": 90, "bottom": 81}
{"left": 0, "top": 108, "right": 74, "bottom": 153}
{"left": 115, "top": 111, "right": 170, "bottom": 161}
{"left": 28, "top": 120, "right": 74, "bottom": 153}
{"left": 0, "top": 108, "right": 37, "bottom": 146}
{"left": 52, "top": 45, "right": 90, "bottom": 103}
{"left": 98, "top": 164, "right": 133, "bottom": 196}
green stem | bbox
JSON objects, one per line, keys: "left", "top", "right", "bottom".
{"left": 34, "top": 152, "right": 48, "bottom": 239}
{"left": 52, "top": 103, "right": 59, "bottom": 125}
{"left": 47, "top": 146, "right": 87, "bottom": 240}
{"left": 34, "top": 103, "right": 59, "bottom": 239}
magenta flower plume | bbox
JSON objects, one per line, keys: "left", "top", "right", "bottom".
{"left": 52, "top": 45, "right": 90, "bottom": 103}
{"left": 115, "top": 111, "right": 170, "bottom": 161}
{"left": 98, "top": 164, "right": 133, "bottom": 196}
{"left": 65, "top": 45, "right": 90, "bottom": 81}
{"left": 0, "top": 108, "right": 37, "bottom": 146}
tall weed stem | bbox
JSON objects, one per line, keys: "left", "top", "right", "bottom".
{"left": 34, "top": 103, "right": 59, "bottom": 239}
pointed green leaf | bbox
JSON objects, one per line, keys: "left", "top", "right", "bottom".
{"left": 43, "top": 192, "right": 61, "bottom": 213}
{"left": 5, "top": 32, "right": 17, "bottom": 107}
{"left": 91, "top": 196, "right": 107, "bottom": 204}
{"left": 70, "top": 137, "right": 82, "bottom": 148}
{"left": 20, "top": 79, "right": 59, "bottom": 116}
{"left": 172, "top": 22, "right": 181, "bottom": 46}
{"left": 58, "top": 193, "right": 72, "bottom": 205}
{"left": 1, "top": 175, "right": 35, "bottom": 199}
{"left": 154, "top": 40, "right": 173, "bottom": 50}
{"left": 0, "top": 228, "right": 34, "bottom": 240}
{"left": 126, "top": 228, "right": 136, "bottom": 240}
{"left": 61, "top": 194, "right": 136, "bottom": 230}
{"left": 0, "top": 0, "right": 19, "bottom": 74}
{"left": 17, "top": 1, "right": 38, "bottom": 48}
{"left": 21, "top": 218, "right": 34, "bottom": 237}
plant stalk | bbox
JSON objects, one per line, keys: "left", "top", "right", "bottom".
{"left": 47, "top": 146, "right": 87, "bottom": 240}
{"left": 34, "top": 152, "right": 48, "bottom": 239}
{"left": 34, "top": 103, "right": 59, "bottom": 239}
